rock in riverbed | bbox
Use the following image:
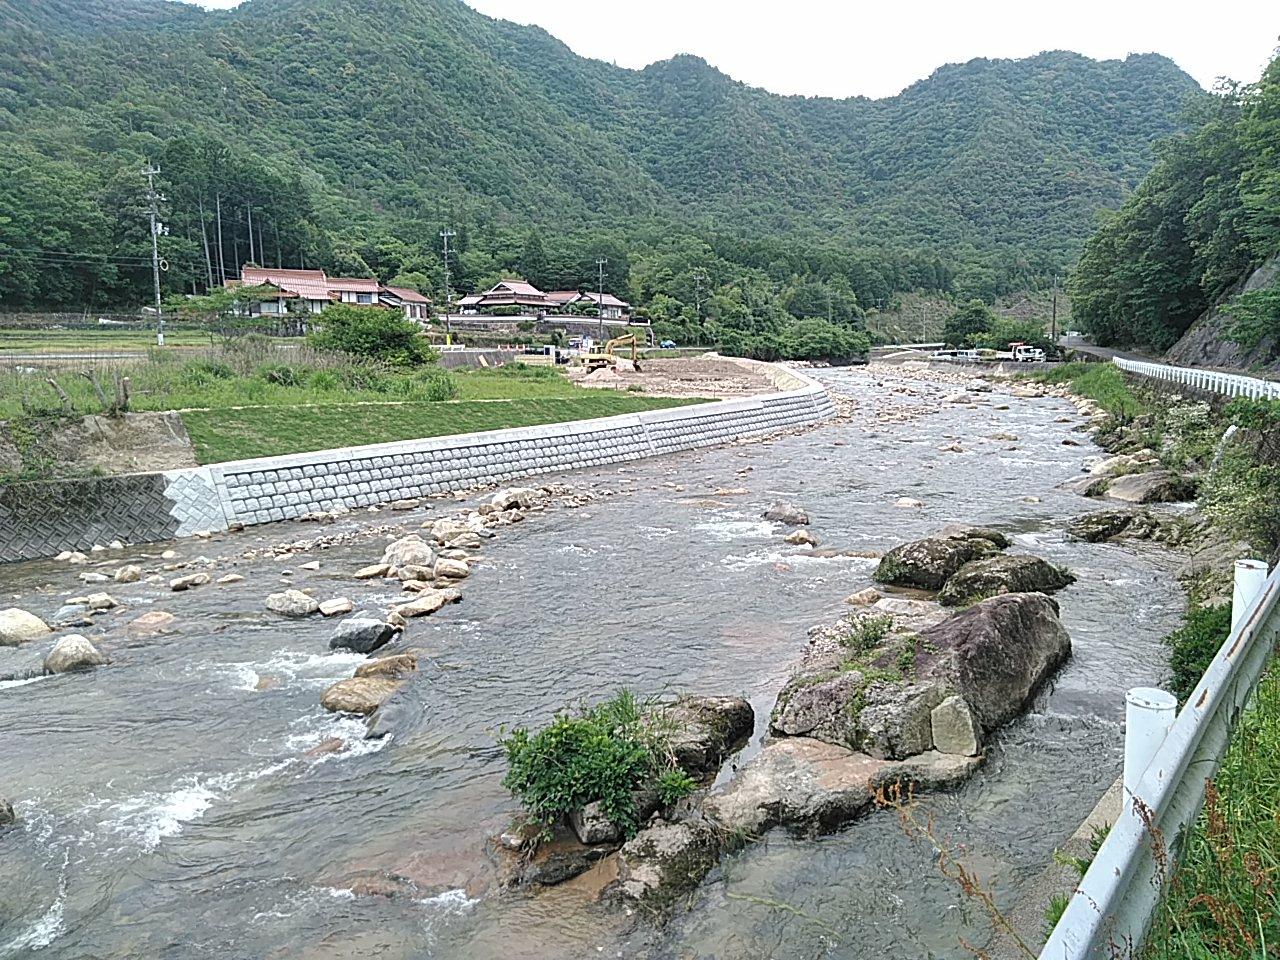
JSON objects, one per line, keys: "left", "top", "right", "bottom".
{"left": 169, "top": 573, "right": 210, "bottom": 592}
{"left": 763, "top": 500, "right": 809, "bottom": 526}
{"left": 0, "top": 797, "right": 14, "bottom": 827}
{"left": 113, "top": 565, "right": 142, "bottom": 583}
{"left": 915, "top": 593, "right": 1071, "bottom": 735}
{"left": 329, "top": 617, "right": 400, "bottom": 654}
{"left": 380, "top": 536, "right": 435, "bottom": 573}
{"left": 1102, "top": 471, "right": 1194, "bottom": 504}
{"left": 1067, "top": 509, "right": 1159, "bottom": 543}
{"left": 937, "top": 554, "right": 1074, "bottom": 606}
{"left": 611, "top": 819, "right": 720, "bottom": 909}
{"left": 355, "top": 653, "right": 418, "bottom": 680}
{"left": 665, "top": 695, "right": 754, "bottom": 778}
{"left": 875, "top": 529, "right": 1004, "bottom": 591}
{"left": 44, "top": 634, "right": 106, "bottom": 674}
{"left": 393, "top": 588, "right": 462, "bottom": 618}
{"left": 321, "top": 677, "right": 401, "bottom": 715}
{"left": 265, "top": 589, "right": 320, "bottom": 618}
{"left": 0, "top": 608, "right": 51, "bottom": 647}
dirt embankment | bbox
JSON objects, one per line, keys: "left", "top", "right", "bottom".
{"left": 0, "top": 412, "right": 198, "bottom": 479}
{"left": 566, "top": 355, "right": 777, "bottom": 398}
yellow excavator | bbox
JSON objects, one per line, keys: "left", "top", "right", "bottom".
{"left": 581, "top": 333, "right": 641, "bottom": 373}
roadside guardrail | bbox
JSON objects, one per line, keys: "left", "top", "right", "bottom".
{"left": 1040, "top": 557, "right": 1277, "bottom": 958}
{"left": 1112, "top": 356, "right": 1280, "bottom": 400}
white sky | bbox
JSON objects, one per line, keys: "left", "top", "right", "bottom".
{"left": 195, "top": 0, "right": 1277, "bottom": 98}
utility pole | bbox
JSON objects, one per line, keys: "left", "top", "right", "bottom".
{"left": 596, "top": 257, "right": 608, "bottom": 342}
{"left": 1051, "top": 275, "right": 1059, "bottom": 345}
{"left": 143, "top": 163, "right": 165, "bottom": 346}
{"left": 693, "top": 270, "right": 707, "bottom": 320}
{"left": 440, "top": 228, "right": 456, "bottom": 342}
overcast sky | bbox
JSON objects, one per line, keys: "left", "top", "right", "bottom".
{"left": 196, "top": 0, "right": 1276, "bottom": 98}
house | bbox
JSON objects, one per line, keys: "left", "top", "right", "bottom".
{"left": 379, "top": 285, "right": 432, "bottom": 321}
{"left": 457, "top": 279, "right": 557, "bottom": 314}
{"left": 547, "top": 290, "right": 631, "bottom": 320}
{"left": 227, "top": 267, "right": 400, "bottom": 316}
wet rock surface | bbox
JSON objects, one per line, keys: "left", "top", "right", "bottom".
{"left": 1101, "top": 470, "right": 1194, "bottom": 504}
{"left": 874, "top": 532, "right": 1002, "bottom": 590}
{"left": 43, "top": 635, "right": 106, "bottom": 674}
{"left": 937, "top": 554, "right": 1075, "bottom": 606}
{"left": 0, "top": 608, "right": 51, "bottom": 647}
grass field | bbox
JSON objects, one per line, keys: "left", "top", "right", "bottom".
{"left": 1, "top": 342, "right": 707, "bottom": 466}
{"left": 182, "top": 393, "right": 700, "bottom": 462}
{"left": 0, "top": 327, "right": 223, "bottom": 352}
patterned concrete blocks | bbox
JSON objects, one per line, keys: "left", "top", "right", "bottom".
{"left": 1, "top": 363, "right": 836, "bottom": 562}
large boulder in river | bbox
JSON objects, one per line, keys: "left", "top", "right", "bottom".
{"left": 1067, "top": 509, "right": 1145, "bottom": 543}
{"left": 0, "top": 608, "right": 51, "bottom": 647}
{"left": 915, "top": 593, "right": 1071, "bottom": 735}
{"left": 1101, "top": 471, "right": 1194, "bottom": 505}
{"left": 329, "top": 617, "right": 400, "bottom": 654}
{"left": 43, "top": 634, "right": 106, "bottom": 673}
{"left": 379, "top": 535, "right": 435, "bottom": 573}
{"left": 611, "top": 819, "right": 720, "bottom": 909}
{"left": 704, "top": 737, "right": 888, "bottom": 837}
{"left": 937, "top": 554, "right": 1075, "bottom": 606}
{"left": 664, "top": 696, "right": 754, "bottom": 777}
{"left": 874, "top": 533, "right": 1002, "bottom": 590}
{"left": 321, "top": 677, "right": 401, "bottom": 715}
{"left": 763, "top": 500, "right": 809, "bottom": 526}
{"left": 265, "top": 589, "right": 320, "bottom": 617}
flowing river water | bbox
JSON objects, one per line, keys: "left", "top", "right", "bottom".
{"left": 0, "top": 366, "right": 1185, "bottom": 959}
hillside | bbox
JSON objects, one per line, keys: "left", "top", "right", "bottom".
{"left": 0, "top": 0, "right": 1202, "bottom": 318}
{"left": 1069, "top": 49, "right": 1280, "bottom": 369}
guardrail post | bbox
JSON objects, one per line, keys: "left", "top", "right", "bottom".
{"left": 1124, "top": 688, "right": 1177, "bottom": 798}
{"left": 1233, "top": 558, "right": 1270, "bottom": 630}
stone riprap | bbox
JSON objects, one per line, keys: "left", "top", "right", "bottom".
{"left": 0, "top": 361, "right": 834, "bottom": 563}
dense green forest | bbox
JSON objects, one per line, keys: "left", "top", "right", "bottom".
{"left": 0, "top": 0, "right": 1201, "bottom": 350}
{"left": 1070, "top": 49, "right": 1280, "bottom": 352}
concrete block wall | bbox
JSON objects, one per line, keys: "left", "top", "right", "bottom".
{"left": 0, "top": 362, "right": 834, "bottom": 562}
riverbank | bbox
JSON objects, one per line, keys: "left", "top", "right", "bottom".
{"left": 0, "top": 361, "right": 1186, "bottom": 959}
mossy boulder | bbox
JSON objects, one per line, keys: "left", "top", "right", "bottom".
{"left": 937, "top": 554, "right": 1075, "bottom": 606}
{"left": 874, "top": 533, "right": 1002, "bottom": 590}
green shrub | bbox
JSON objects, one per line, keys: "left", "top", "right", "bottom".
{"left": 837, "top": 614, "right": 895, "bottom": 655}
{"left": 1166, "top": 604, "right": 1232, "bottom": 702}
{"left": 307, "top": 304, "right": 438, "bottom": 366}
{"left": 500, "top": 690, "right": 688, "bottom": 840}
{"left": 182, "top": 358, "right": 234, "bottom": 385}
{"left": 255, "top": 362, "right": 304, "bottom": 387}
{"left": 420, "top": 371, "right": 458, "bottom": 401}
{"left": 307, "top": 370, "right": 340, "bottom": 391}
{"left": 654, "top": 768, "right": 697, "bottom": 806}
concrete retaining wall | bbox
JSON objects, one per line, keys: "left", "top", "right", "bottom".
{"left": 0, "top": 362, "right": 835, "bottom": 563}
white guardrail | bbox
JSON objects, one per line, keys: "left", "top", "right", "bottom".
{"left": 1041, "top": 558, "right": 1279, "bottom": 958}
{"left": 1112, "top": 356, "right": 1280, "bottom": 400}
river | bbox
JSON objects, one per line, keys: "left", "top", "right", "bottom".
{"left": 0, "top": 365, "right": 1184, "bottom": 959}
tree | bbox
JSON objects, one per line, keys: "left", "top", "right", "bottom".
{"left": 306, "top": 305, "right": 437, "bottom": 366}
{"left": 943, "top": 299, "right": 996, "bottom": 347}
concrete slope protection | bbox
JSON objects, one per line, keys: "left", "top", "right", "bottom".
{"left": 0, "top": 360, "right": 834, "bottom": 563}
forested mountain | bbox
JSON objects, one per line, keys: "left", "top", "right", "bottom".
{"left": 0, "top": 0, "right": 1201, "bottom": 329}
{"left": 1069, "top": 49, "right": 1280, "bottom": 363}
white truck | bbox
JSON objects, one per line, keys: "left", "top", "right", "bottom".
{"left": 999, "top": 342, "right": 1047, "bottom": 362}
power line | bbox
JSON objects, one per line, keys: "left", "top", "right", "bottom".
{"left": 143, "top": 163, "right": 166, "bottom": 346}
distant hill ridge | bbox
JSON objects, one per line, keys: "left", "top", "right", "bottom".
{"left": 0, "top": 0, "right": 1203, "bottom": 309}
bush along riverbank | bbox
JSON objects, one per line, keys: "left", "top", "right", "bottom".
{"left": 1032, "top": 363, "right": 1280, "bottom": 956}
{"left": 490, "top": 520, "right": 1078, "bottom": 915}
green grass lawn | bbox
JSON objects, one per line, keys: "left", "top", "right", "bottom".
{"left": 181, "top": 393, "right": 699, "bottom": 463}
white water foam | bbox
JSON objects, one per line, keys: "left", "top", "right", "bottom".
{"left": 1, "top": 855, "right": 69, "bottom": 956}
{"left": 103, "top": 780, "right": 217, "bottom": 851}
{"left": 693, "top": 516, "right": 777, "bottom": 542}
{"left": 0, "top": 675, "right": 47, "bottom": 691}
